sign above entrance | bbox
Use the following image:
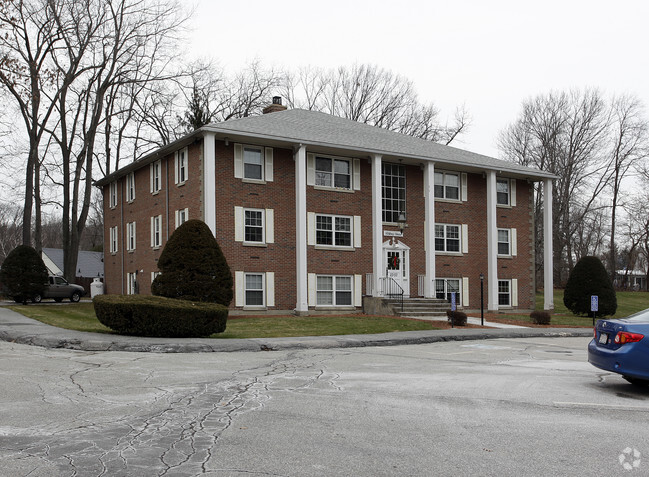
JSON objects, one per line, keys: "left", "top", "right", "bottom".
{"left": 384, "top": 231, "right": 403, "bottom": 237}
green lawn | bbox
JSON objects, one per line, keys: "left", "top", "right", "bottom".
{"left": 8, "top": 302, "right": 437, "bottom": 338}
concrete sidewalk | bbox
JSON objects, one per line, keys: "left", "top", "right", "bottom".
{"left": 0, "top": 305, "right": 593, "bottom": 353}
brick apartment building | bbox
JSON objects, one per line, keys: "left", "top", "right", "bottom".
{"left": 96, "top": 99, "right": 555, "bottom": 314}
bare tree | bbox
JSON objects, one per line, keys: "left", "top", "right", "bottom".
{"left": 0, "top": 203, "right": 23, "bottom": 264}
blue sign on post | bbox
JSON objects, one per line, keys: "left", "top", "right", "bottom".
{"left": 451, "top": 292, "right": 457, "bottom": 311}
{"left": 591, "top": 295, "right": 599, "bottom": 312}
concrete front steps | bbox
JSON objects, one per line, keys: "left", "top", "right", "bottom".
{"left": 383, "top": 297, "right": 450, "bottom": 318}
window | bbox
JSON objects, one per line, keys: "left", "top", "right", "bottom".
{"left": 109, "top": 226, "right": 118, "bottom": 254}
{"left": 497, "top": 178, "right": 510, "bottom": 206}
{"left": 498, "top": 229, "right": 510, "bottom": 255}
{"left": 243, "top": 146, "right": 263, "bottom": 180}
{"left": 175, "top": 208, "right": 188, "bottom": 229}
{"left": 434, "top": 172, "right": 459, "bottom": 200}
{"left": 127, "top": 272, "right": 137, "bottom": 295}
{"left": 315, "top": 156, "right": 351, "bottom": 189}
{"left": 435, "top": 278, "right": 461, "bottom": 303}
{"left": 151, "top": 160, "right": 162, "bottom": 194}
{"left": 151, "top": 215, "right": 162, "bottom": 248}
{"left": 316, "top": 214, "right": 352, "bottom": 247}
{"left": 382, "top": 163, "right": 406, "bottom": 223}
{"left": 175, "top": 148, "right": 188, "bottom": 184}
{"left": 151, "top": 271, "right": 161, "bottom": 283}
{"left": 109, "top": 182, "right": 118, "bottom": 208}
{"left": 244, "top": 209, "right": 264, "bottom": 243}
{"left": 435, "top": 224, "right": 460, "bottom": 253}
{"left": 498, "top": 280, "right": 511, "bottom": 306}
{"left": 245, "top": 273, "right": 264, "bottom": 306}
{"left": 126, "top": 173, "right": 135, "bottom": 202}
{"left": 126, "top": 222, "right": 136, "bottom": 252}
{"left": 316, "top": 275, "right": 352, "bottom": 306}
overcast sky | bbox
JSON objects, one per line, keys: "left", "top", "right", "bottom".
{"left": 187, "top": 0, "right": 648, "bottom": 158}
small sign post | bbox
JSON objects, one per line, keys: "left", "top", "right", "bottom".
{"left": 591, "top": 295, "right": 599, "bottom": 326}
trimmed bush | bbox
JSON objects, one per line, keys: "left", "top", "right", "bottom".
{"left": 0, "top": 245, "right": 48, "bottom": 304}
{"left": 530, "top": 310, "right": 551, "bottom": 325}
{"left": 447, "top": 310, "right": 468, "bottom": 326}
{"left": 563, "top": 256, "right": 617, "bottom": 316}
{"left": 151, "top": 219, "right": 233, "bottom": 306}
{"left": 93, "top": 294, "right": 228, "bottom": 337}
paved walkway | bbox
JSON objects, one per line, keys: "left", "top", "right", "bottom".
{"left": 0, "top": 305, "right": 592, "bottom": 353}
{"left": 405, "top": 314, "right": 528, "bottom": 329}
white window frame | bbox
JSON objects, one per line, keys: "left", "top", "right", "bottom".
{"left": 127, "top": 272, "right": 137, "bottom": 295}
{"left": 150, "top": 160, "right": 162, "bottom": 194}
{"left": 497, "top": 228, "right": 510, "bottom": 256}
{"left": 109, "top": 181, "right": 118, "bottom": 208}
{"left": 109, "top": 226, "right": 118, "bottom": 254}
{"left": 314, "top": 154, "right": 352, "bottom": 190}
{"left": 126, "top": 222, "right": 136, "bottom": 252}
{"left": 382, "top": 163, "right": 406, "bottom": 223}
{"left": 315, "top": 214, "right": 352, "bottom": 248}
{"left": 435, "top": 223, "right": 461, "bottom": 253}
{"left": 498, "top": 279, "right": 511, "bottom": 307}
{"left": 316, "top": 275, "right": 353, "bottom": 307}
{"left": 244, "top": 273, "right": 266, "bottom": 307}
{"left": 126, "top": 172, "right": 135, "bottom": 202}
{"left": 434, "top": 171, "right": 460, "bottom": 201}
{"left": 234, "top": 207, "right": 274, "bottom": 245}
{"left": 151, "top": 271, "right": 161, "bottom": 283}
{"left": 435, "top": 278, "right": 462, "bottom": 304}
{"left": 175, "top": 208, "right": 189, "bottom": 229}
{"left": 244, "top": 208, "right": 265, "bottom": 244}
{"left": 151, "top": 215, "right": 162, "bottom": 249}
{"left": 496, "top": 178, "right": 510, "bottom": 206}
{"left": 175, "top": 147, "right": 188, "bottom": 185}
{"left": 243, "top": 145, "right": 264, "bottom": 181}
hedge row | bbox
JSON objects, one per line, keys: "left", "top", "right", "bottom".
{"left": 93, "top": 295, "right": 228, "bottom": 337}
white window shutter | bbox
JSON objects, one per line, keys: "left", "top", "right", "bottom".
{"left": 462, "top": 277, "right": 470, "bottom": 307}
{"left": 461, "top": 173, "right": 468, "bottom": 202}
{"left": 265, "top": 209, "right": 274, "bottom": 244}
{"left": 265, "top": 147, "right": 274, "bottom": 182}
{"left": 234, "top": 206, "right": 244, "bottom": 242}
{"left": 235, "top": 271, "right": 244, "bottom": 307}
{"left": 353, "top": 215, "right": 361, "bottom": 248}
{"left": 174, "top": 210, "right": 179, "bottom": 229}
{"left": 133, "top": 222, "right": 136, "bottom": 249}
{"left": 174, "top": 152, "right": 179, "bottom": 184}
{"left": 308, "top": 273, "right": 316, "bottom": 306}
{"left": 510, "top": 179, "right": 517, "bottom": 207}
{"left": 234, "top": 144, "right": 244, "bottom": 178}
{"left": 511, "top": 228, "right": 517, "bottom": 256}
{"left": 150, "top": 217, "right": 154, "bottom": 247}
{"left": 354, "top": 274, "right": 362, "bottom": 306}
{"left": 512, "top": 278, "right": 518, "bottom": 307}
{"left": 353, "top": 158, "right": 361, "bottom": 190}
{"left": 149, "top": 164, "right": 154, "bottom": 193}
{"left": 462, "top": 224, "right": 469, "bottom": 254}
{"left": 307, "top": 212, "right": 315, "bottom": 246}
{"left": 266, "top": 272, "right": 275, "bottom": 307}
{"left": 307, "top": 153, "right": 315, "bottom": 186}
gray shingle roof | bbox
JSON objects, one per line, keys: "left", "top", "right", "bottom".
{"left": 42, "top": 248, "right": 104, "bottom": 278}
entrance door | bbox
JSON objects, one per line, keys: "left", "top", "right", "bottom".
{"left": 383, "top": 240, "right": 410, "bottom": 297}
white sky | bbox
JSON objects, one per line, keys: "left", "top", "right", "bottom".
{"left": 188, "top": 0, "right": 648, "bottom": 158}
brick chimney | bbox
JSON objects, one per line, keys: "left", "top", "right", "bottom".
{"left": 263, "top": 96, "right": 287, "bottom": 114}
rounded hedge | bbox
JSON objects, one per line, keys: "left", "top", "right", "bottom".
{"left": 151, "top": 219, "right": 233, "bottom": 305}
{"left": 563, "top": 256, "right": 617, "bottom": 316}
{"left": 93, "top": 294, "right": 228, "bottom": 337}
{"left": 0, "top": 245, "right": 48, "bottom": 304}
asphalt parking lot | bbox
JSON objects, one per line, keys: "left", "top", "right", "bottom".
{"left": 1, "top": 336, "right": 647, "bottom": 476}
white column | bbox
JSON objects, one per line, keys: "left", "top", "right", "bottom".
{"left": 295, "top": 145, "right": 308, "bottom": 314}
{"left": 486, "top": 171, "right": 499, "bottom": 311}
{"left": 203, "top": 132, "right": 217, "bottom": 236}
{"left": 371, "top": 154, "right": 383, "bottom": 296}
{"left": 543, "top": 179, "right": 554, "bottom": 310}
{"left": 424, "top": 162, "right": 436, "bottom": 298}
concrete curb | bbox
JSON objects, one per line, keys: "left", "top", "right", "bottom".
{"left": 0, "top": 306, "right": 593, "bottom": 353}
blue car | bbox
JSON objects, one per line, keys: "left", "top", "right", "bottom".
{"left": 588, "top": 309, "right": 649, "bottom": 385}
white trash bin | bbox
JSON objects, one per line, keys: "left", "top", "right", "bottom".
{"left": 90, "top": 278, "right": 104, "bottom": 298}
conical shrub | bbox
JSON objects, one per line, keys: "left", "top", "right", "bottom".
{"left": 563, "top": 256, "right": 617, "bottom": 316}
{"left": 0, "top": 245, "right": 48, "bottom": 304}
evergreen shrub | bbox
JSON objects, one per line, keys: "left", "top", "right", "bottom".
{"left": 0, "top": 245, "right": 48, "bottom": 304}
{"left": 447, "top": 310, "right": 468, "bottom": 326}
{"left": 151, "top": 219, "right": 233, "bottom": 306}
{"left": 93, "top": 295, "right": 228, "bottom": 337}
{"left": 563, "top": 256, "right": 617, "bottom": 316}
{"left": 530, "top": 310, "right": 551, "bottom": 325}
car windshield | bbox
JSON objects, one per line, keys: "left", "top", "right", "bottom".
{"left": 623, "top": 308, "right": 649, "bottom": 323}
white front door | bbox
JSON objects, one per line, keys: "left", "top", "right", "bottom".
{"left": 383, "top": 240, "right": 410, "bottom": 297}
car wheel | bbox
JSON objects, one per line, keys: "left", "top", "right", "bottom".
{"left": 70, "top": 292, "right": 81, "bottom": 303}
{"left": 32, "top": 294, "right": 42, "bottom": 303}
{"left": 54, "top": 298, "right": 63, "bottom": 303}
{"left": 623, "top": 376, "right": 649, "bottom": 387}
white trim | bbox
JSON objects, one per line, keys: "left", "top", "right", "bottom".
{"left": 295, "top": 145, "right": 308, "bottom": 313}
{"left": 307, "top": 273, "right": 316, "bottom": 307}
{"left": 372, "top": 154, "right": 383, "bottom": 296}
{"left": 487, "top": 171, "right": 498, "bottom": 311}
{"left": 235, "top": 271, "right": 244, "bottom": 307}
{"left": 265, "top": 147, "right": 274, "bottom": 182}
{"left": 424, "top": 162, "right": 436, "bottom": 298}
{"left": 203, "top": 133, "right": 216, "bottom": 235}
{"left": 543, "top": 179, "right": 554, "bottom": 310}
{"left": 126, "top": 172, "right": 135, "bottom": 202}
{"left": 234, "top": 206, "right": 244, "bottom": 242}
{"left": 126, "top": 222, "right": 136, "bottom": 251}
{"left": 461, "top": 173, "right": 468, "bottom": 202}
{"left": 510, "top": 179, "right": 517, "bottom": 207}
{"left": 109, "top": 181, "right": 118, "bottom": 208}
{"left": 354, "top": 274, "right": 362, "bottom": 306}
{"left": 307, "top": 212, "right": 315, "bottom": 246}
{"left": 266, "top": 272, "right": 275, "bottom": 307}
{"left": 353, "top": 216, "right": 362, "bottom": 248}
{"left": 512, "top": 278, "right": 519, "bottom": 307}
{"left": 353, "top": 158, "right": 361, "bottom": 191}
{"left": 511, "top": 228, "right": 517, "bottom": 256}
{"left": 462, "top": 277, "right": 470, "bottom": 307}
{"left": 150, "top": 160, "right": 161, "bottom": 194}
{"left": 174, "top": 147, "right": 188, "bottom": 185}
{"left": 311, "top": 153, "right": 354, "bottom": 191}
{"left": 461, "top": 224, "right": 469, "bottom": 254}
{"left": 307, "top": 153, "right": 315, "bottom": 186}
{"left": 265, "top": 209, "right": 274, "bottom": 244}
{"left": 234, "top": 143, "right": 244, "bottom": 179}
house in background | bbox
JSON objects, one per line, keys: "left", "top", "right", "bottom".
{"left": 96, "top": 98, "right": 555, "bottom": 314}
{"left": 41, "top": 248, "right": 104, "bottom": 291}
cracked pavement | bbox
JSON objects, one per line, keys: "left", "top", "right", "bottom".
{"left": 2, "top": 336, "right": 649, "bottom": 476}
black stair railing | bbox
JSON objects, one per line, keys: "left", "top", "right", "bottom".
{"left": 380, "top": 277, "right": 404, "bottom": 312}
